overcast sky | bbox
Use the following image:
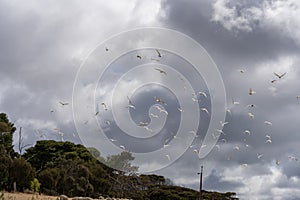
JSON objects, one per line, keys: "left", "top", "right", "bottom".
{"left": 1, "top": 0, "right": 300, "bottom": 199}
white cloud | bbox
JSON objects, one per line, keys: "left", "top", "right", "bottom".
{"left": 211, "top": 0, "right": 300, "bottom": 44}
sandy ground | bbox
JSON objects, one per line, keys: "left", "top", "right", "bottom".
{"left": 3, "top": 192, "right": 64, "bottom": 200}
{"left": 2, "top": 192, "right": 130, "bottom": 200}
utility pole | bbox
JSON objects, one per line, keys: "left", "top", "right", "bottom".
{"left": 197, "top": 165, "right": 203, "bottom": 200}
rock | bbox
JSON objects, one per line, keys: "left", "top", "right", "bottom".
{"left": 60, "top": 195, "right": 68, "bottom": 200}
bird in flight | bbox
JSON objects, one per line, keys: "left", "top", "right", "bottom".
{"left": 105, "top": 47, "right": 109, "bottom": 51}
{"left": 150, "top": 113, "right": 159, "bottom": 118}
{"left": 266, "top": 139, "right": 272, "bottom": 144}
{"left": 165, "top": 154, "right": 171, "bottom": 161}
{"left": 198, "top": 91, "right": 208, "bottom": 98}
{"left": 234, "top": 146, "right": 240, "bottom": 150}
{"left": 257, "top": 153, "right": 264, "bottom": 159}
{"left": 238, "top": 69, "right": 246, "bottom": 73}
{"left": 201, "top": 108, "right": 210, "bottom": 115}
{"left": 264, "top": 121, "right": 272, "bottom": 126}
{"left": 177, "top": 107, "right": 184, "bottom": 112}
{"left": 244, "top": 130, "right": 251, "bottom": 135}
{"left": 271, "top": 79, "right": 277, "bottom": 83}
{"left": 232, "top": 97, "right": 240, "bottom": 105}
{"left": 138, "top": 122, "right": 149, "bottom": 127}
{"left": 249, "top": 88, "right": 256, "bottom": 95}
{"left": 246, "top": 104, "right": 256, "bottom": 108}
{"left": 155, "top": 49, "right": 162, "bottom": 57}
{"left": 274, "top": 72, "right": 286, "bottom": 79}
{"left": 137, "top": 55, "right": 142, "bottom": 59}
{"left": 101, "top": 102, "right": 108, "bottom": 111}
{"left": 59, "top": 101, "right": 69, "bottom": 106}
{"left": 155, "top": 68, "right": 167, "bottom": 75}
{"left": 127, "top": 96, "right": 136, "bottom": 110}
{"left": 154, "top": 96, "right": 167, "bottom": 105}
{"left": 154, "top": 105, "right": 168, "bottom": 115}
{"left": 248, "top": 112, "right": 255, "bottom": 119}
{"left": 220, "top": 121, "right": 229, "bottom": 128}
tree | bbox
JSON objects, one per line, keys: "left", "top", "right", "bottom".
{"left": 30, "top": 178, "right": 41, "bottom": 193}
{"left": 106, "top": 151, "right": 138, "bottom": 173}
{"left": 9, "top": 157, "right": 35, "bottom": 191}
{"left": 87, "top": 147, "right": 105, "bottom": 163}
{"left": 0, "top": 113, "right": 16, "bottom": 157}
{"left": 0, "top": 145, "right": 11, "bottom": 190}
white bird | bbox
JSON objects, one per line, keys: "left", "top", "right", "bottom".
{"left": 143, "top": 126, "right": 154, "bottom": 133}
{"left": 265, "top": 135, "right": 272, "bottom": 140}
{"left": 150, "top": 113, "right": 159, "bottom": 118}
{"left": 234, "top": 146, "right": 240, "bottom": 150}
{"left": 192, "top": 97, "right": 199, "bottom": 103}
{"left": 59, "top": 101, "right": 69, "bottom": 106}
{"left": 232, "top": 98, "right": 240, "bottom": 105}
{"left": 177, "top": 107, "right": 184, "bottom": 112}
{"left": 119, "top": 145, "right": 125, "bottom": 150}
{"left": 248, "top": 112, "right": 255, "bottom": 119}
{"left": 154, "top": 105, "right": 168, "bottom": 115}
{"left": 249, "top": 88, "right": 256, "bottom": 95}
{"left": 241, "top": 163, "right": 248, "bottom": 167}
{"left": 155, "top": 49, "right": 162, "bottom": 57}
{"left": 110, "top": 138, "right": 117, "bottom": 142}
{"left": 165, "top": 154, "right": 171, "bottom": 161}
{"left": 220, "top": 121, "right": 229, "bottom": 128}
{"left": 246, "top": 104, "right": 256, "bottom": 108}
{"left": 220, "top": 138, "right": 227, "bottom": 143}
{"left": 101, "top": 102, "right": 108, "bottom": 111}
{"left": 264, "top": 121, "right": 272, "bottom": 126}
{"left": 154, "top": 97, "right": 167, "bottom": 105}
{"left": 201, "top": 108, "right": 210, "bottom": 115}
{"left": 216, "top": 129, "right": 225, "bottom": 135}
{"left": 226, "top": 108, "right": 231, "bottom": 115}
{"left": 163, "top": 143, "right": 170, "bottom": 148}
{"left": 257, "top": 153, "right": 264, "bottom": 159}
{"left": 127, "top": 96, "right": 136, "bottom": 109}
{"left": 155, "top": 68, "right": 167, "bottom": 75}
{"left": 198, "top": 91, "right": 208, "bottom": 98}
{"left": 138, "top": 122, "right": 149, "bottom": 127}
{"left": 189, "top": 130, "right": 197, "bottom": 136}
{"left": 244, "top": 130, "right": 251, "bottom": 135}
{"left": 266, "top": 139, "right": 272, "bottom": 144}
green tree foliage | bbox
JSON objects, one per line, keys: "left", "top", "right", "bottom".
{"left": 0, "top": 113, "right": 16, "bottom": 157}
{"left": 106, "top": 151, "right": 138, "bottom": 173}
{"left": 0, "top": 145, "right": 11, "bottom": 190}
{"left": 87, "top": 147, "right": 105, "bottom": 163}
{"left": 24, "top": 140, "right": 111, "bottom": 197}
{"left": 9, "top": 157, "right": 35, "bottom": 191}
{"left": 30, "top": 178, "right": 41, "bottom": 193}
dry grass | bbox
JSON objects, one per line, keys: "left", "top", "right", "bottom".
{"left": 2, "top": 192, "right": 67, "bottom": 200}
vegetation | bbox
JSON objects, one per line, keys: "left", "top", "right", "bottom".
{"left": 0, "top": 112, "right": 238, "bottom": 199}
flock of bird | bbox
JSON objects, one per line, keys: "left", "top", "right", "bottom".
{"left": 34, "top": 47, "right": 300, "bottom": 169}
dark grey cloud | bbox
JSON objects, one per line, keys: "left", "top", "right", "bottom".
{"left": 1, "top": 0, "right": 300, "bottom": 199}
